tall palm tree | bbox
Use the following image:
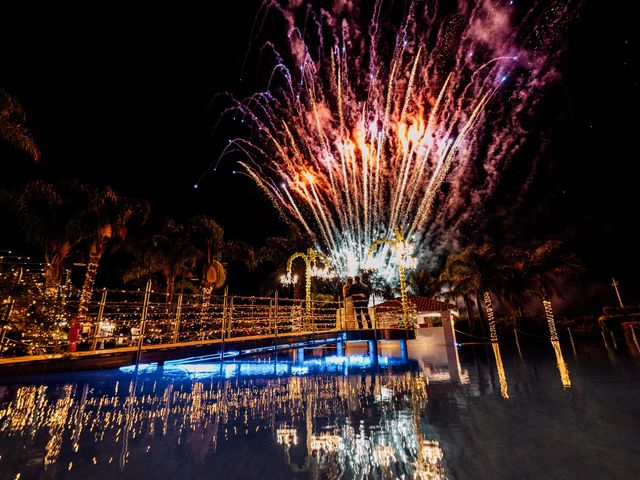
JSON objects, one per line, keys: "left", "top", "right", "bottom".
{"left": 76, "top": 186, "right": 149, "bottom": 322}
{"left": 439, "top": 244, "right": 505, "bottom": 341}
{"left": 187, "top": 214, "right": 256, "bottom": 301}
{"left": 124, "top": 215, "right": 254, "bottom": 306}
{"left": 524, "top": 240, "right": 581, "bottom": 341}
{"left": 408, "top": 268, "right": 440, "bottom": 298}
{"left": 256, "top": 228, "right": 306, "bottom": 267}
{"left": 255, "top": 229, "right": 308, "bottom": 297}
{"left": 13, "top": 181, "right": 85, "bottom": 295}
{"left": 491, "top": 247, "right": 529, "bottom": 329}
{"left": 187, "top": 215, "right": 226, "bottom": 303}
{"left": 123, "top": 219, "right": 196, "bottom": 301}
{"left": 1, "top": 87, "right": 40, "bottom": 161}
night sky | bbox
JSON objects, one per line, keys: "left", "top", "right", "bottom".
{"left": 1, "top": 1, "right": 639, "bottom": 309}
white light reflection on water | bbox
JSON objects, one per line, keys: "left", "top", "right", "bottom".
{"left": 0, "top": 338, "right": 638, "bottom": 479}
{"left": 0, "top": 349, "right": 445, "bottom": 480}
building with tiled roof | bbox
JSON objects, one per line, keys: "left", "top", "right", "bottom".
{"left": 374, "top": 295, "right": 457, "bottom": 328}
{"left": 374, "top": 295, "right": 454, "bottom": 313}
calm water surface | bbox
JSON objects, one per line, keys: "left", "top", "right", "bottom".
{"left": 0, "top": 338, "right": 638, "bottom": 479}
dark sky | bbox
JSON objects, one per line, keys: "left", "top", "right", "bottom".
{"left": 1, "top": 1, "right": 275, "bottom": 240}
{"left": 1, "top": 1, "right": 639, "bottom": 307}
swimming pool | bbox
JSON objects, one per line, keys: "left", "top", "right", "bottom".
{"left": 0, "top": 339, "right": 638, "bottom": 479}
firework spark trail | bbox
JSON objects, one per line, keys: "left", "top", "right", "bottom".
{"left": 211, "top": 0, "right": 576, "bottom": 280}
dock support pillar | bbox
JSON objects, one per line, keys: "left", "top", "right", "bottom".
{"left": 368, "top": 340, "right": 378, "bottom": 365}
{"left": 337, "top": 341, "right": 344, "bottom": 356}
{"left": 295, "top": 348, "right": 305, "bottom": 363}
{"left": 399, "top": 339, "right": 408, "bottom": 361}
{"left": 442, "top": 310, "right": 462, "bottom": 383}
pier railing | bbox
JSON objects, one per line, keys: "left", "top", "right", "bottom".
{"left": 0, "top": 282, "right": 411, "bottom": 358}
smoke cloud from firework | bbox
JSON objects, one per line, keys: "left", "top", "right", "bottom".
{"left": 210, "top": 0, "right": 576, "bottom": 282}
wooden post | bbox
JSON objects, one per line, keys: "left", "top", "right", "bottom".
{"left": 172, "top": 294, "right": 183, "bottom": 344}
{"left": 228, "top": 296, "right": 234, "bottom": 338}
{"left": 268, "top": 297, "right": 273, "bottom": 335}
{"left": 91, "top": 288, "right": 108, "bottom": 351}
{"left": 221, "top": 287, "right": 228, "bottom": 342}
{"left": 135, "top": 280, "right": 152, "bottom": 365}
{"left": 274, "top": 291, "right": 279, "bottom": 338}
{"left": 611, "top": 277, "right": 625, "bottom": 308}
{"left": 0, "top": 326, "right": 7, "bottom": 357}
{"left": 371, "top": 291, "right": 377, "bottom": 329}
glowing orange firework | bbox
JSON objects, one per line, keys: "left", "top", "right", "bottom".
{"left": 211, "top": 0, "right": 574, "bottom": 280}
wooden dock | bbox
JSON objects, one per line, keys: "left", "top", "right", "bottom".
{"left": 0, "top": 327, "right": 415, "bottom": 377}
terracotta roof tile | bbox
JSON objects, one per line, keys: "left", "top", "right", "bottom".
{"left": 374, "top": 294, "right": 454, "bottom": 312}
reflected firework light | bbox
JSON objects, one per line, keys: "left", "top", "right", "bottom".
{"left": 214, "top": 0, "right": 576, "bottom": 280}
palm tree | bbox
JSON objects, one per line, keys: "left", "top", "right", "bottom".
{"left": 408, "top": 268, "right": 440, "bottom": 298}
{"left": 123, "top": 219, "right": 196, "bottom": 301}
{"left": 256, "top": 229, "right": 307, "bottom": 266}
{"left": 12, "top": 181, "right": 85, "bottom": 295}
{"left": 490, "top": 247, "right": 529, "bottom": 329}
{"left": 439, "top": 244, "right": 505, "bottom": 341}
{"left": 187, "top": 215, "right": 226, "bottom": 304}
{"left": 524, "top": 241, "right": 581, "bottom": 341}
{"left": 255, "top": 229, "right": 308, "bottom": 297}
{"left": 76, "top": 186, "right": 149, "bottom": 322}
{"left": 1, "top": 87, "right": 40, "bottom": 161}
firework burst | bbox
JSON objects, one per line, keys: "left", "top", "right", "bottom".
{"left": 209, "top": 0, "right": 575, "bottom": 281}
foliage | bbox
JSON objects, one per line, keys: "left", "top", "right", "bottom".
{"left": 439, "top": 241, "right": 583, "bottom": 328}
{"left": 439, "top": 244, "right": 506, "bottom": 296}
{"left": 0, "top": 86, "right": 40, "bottom": 161}
{"left": 75, "top": 185, "right": 149, "bottom": 319}
{"left": 123, "top": 218, "right": 197, "bottom": 295}
{"left": 78, "top": 185, "right": 150, "bottom": 255}
{"left": 11, "top": 181, "right": 87, "bottom": 292}
{"left": 408, "top": 268, "right": 440, "bottom": 297}
{"left": 0, "top": 268, "right": 68, "bottom": 354}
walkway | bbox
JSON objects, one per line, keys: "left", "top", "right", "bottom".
{"left": 0, "top": 327, "right": 415, "bottom": 376}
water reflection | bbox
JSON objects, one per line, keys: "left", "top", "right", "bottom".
{"left": 0, "top": 339, "right": 622, "bottom": 480}
{"left": 0, "top": 353, "right": 447, "bottom": 479}
{"left": 551, "top": 340, "right": 572, "bottom": 388}
{"left": 491, "top": 343, "right": 510, "bottom": 400}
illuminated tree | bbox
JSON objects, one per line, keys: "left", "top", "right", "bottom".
{"left": 12, "top": 181, "right": 85, "bottom": 296}
{"left": 522, "top": 241, "right": 582, "bottom": 339}
{"left": 439, "top": 245, "right": 506, "bottom": 340}
{"left": 76, "top": 186, "right": 149, "bottom": 322}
